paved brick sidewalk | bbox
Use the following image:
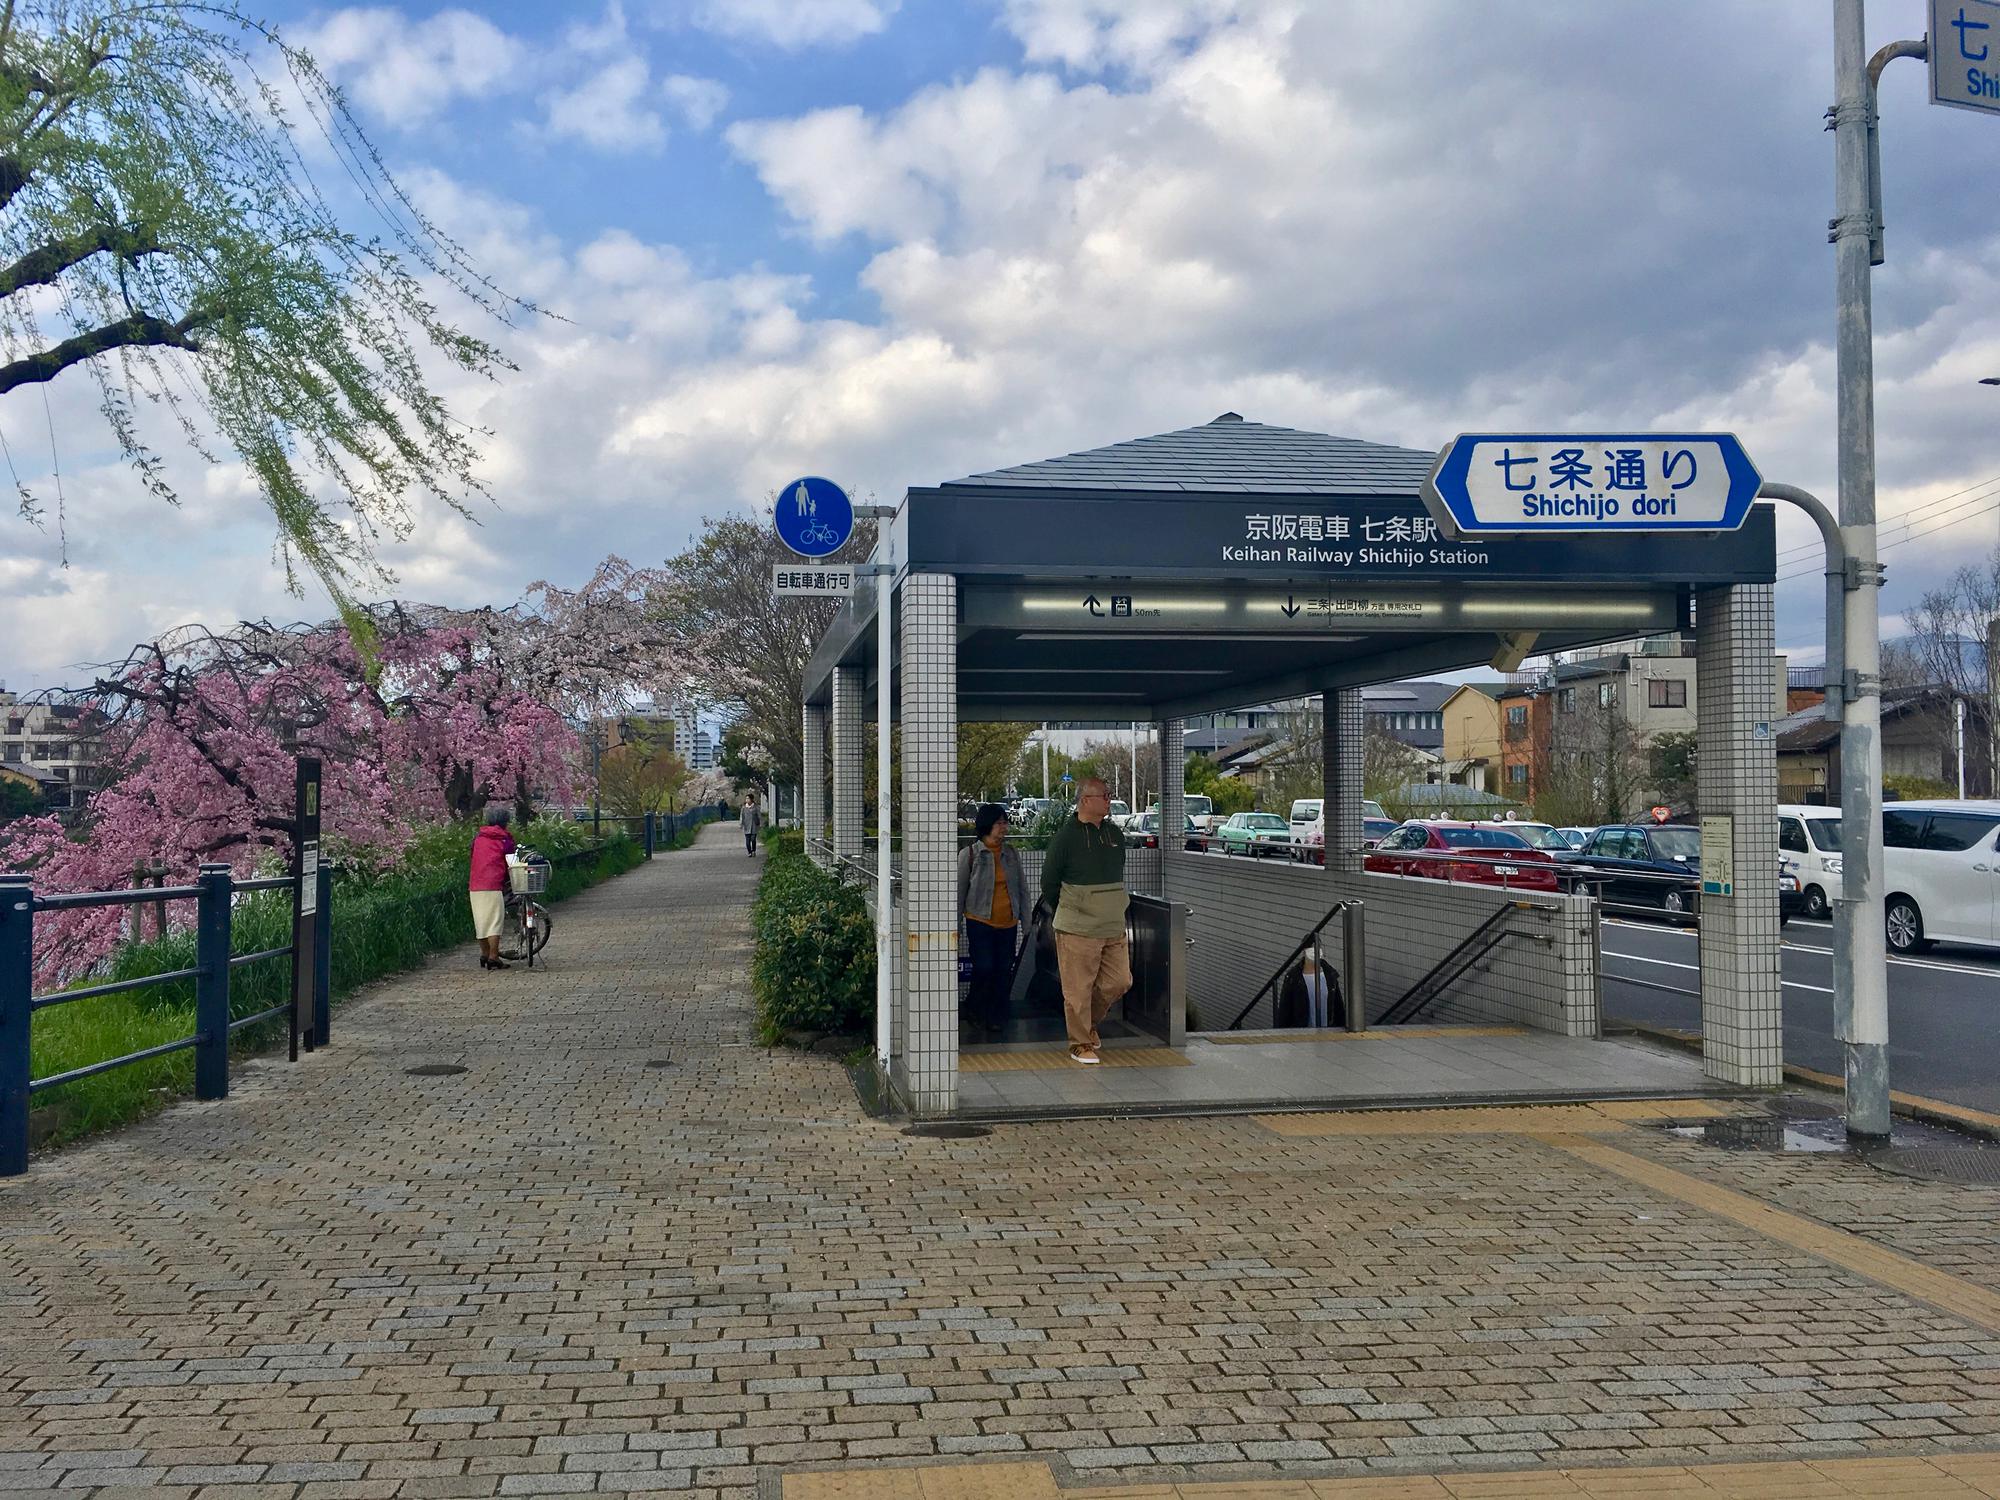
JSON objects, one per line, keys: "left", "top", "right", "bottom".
{"left": 5, "top": 825, "right": 2000, "bottom": 1499}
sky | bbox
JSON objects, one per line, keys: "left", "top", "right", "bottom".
{"left": 3, "top": 0, "right": 1999, "bottom": 693}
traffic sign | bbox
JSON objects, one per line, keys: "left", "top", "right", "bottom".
{"left": 1933, "top": 0, "right": 2000, "bottom": 115}
{"left": 1423, "top": 434, "right": 1761, "bottom": 537}
{"left": 772, "top": 564, "right": 860, "bottom": 597}
{"left": 774, "top": 476, "right": 855, "bottom": 558}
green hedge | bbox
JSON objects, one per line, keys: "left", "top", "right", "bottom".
{"left": 28, "top": 829, "right": 644, "bottom": 1147}
{"left": 751, "top": 833, "right": 875, "bottom": 1043}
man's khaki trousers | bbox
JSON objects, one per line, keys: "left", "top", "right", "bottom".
{"left": 1055, "top": 931, "right": 1131, "bottom": 1051}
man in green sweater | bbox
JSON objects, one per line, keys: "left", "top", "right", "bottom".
{"left": 1040, "top": 776, "right": 1130, "bottom": 1065}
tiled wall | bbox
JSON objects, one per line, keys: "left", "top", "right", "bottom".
{"left": 897, "top": 574, "right": 959, "bottom": 1115}
{"left": 1164, "top": 856, "right": 1598, "bottom": 1036}
{"left": 802, "top": 704, "right": 828, "bottom": 866}
{"left": 1159, "top": 719, "right": 1185, "bottom": 840}
{"left": 830, "top": 667, "right": 865, "bottom": 866}
{"left": 1695, "top": 583, "right": 1783, "bottom": 1086}
{"left": 1325, "top": 689, "right": 1365, "bottom": 872}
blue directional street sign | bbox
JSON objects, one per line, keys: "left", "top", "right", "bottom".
{"left": 1933, "top": 0, "right": 2000, "bottom": 116}
{"left": 774, "top": 476, "right": 855, "bottom": 558}
{"left": 1422, "top": 434, "right": 1762, "bottom": 537}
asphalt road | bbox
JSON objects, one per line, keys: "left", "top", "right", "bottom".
{"left": 1601, "top": 913, "right": 2000, "bottom": 1114}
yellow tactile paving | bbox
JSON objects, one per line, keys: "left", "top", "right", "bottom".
{"left": 1253, "top": 1099, "right": 1741, "bottom": 1137}
{"left": 1204, "top": 1026, "right": 1528, "bottom": 1045}
{"left": 960, "top": 1045, "right": 1191, "bottom": 1072}
{"left": 1537, "top": 1131, "right": 2000, "bottom": 1335}
{"left": 782, "top": 1454, "right": 2000, "bottom": 1498}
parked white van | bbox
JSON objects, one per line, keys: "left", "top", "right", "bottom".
{"left": 1776, "top": 804, "right": 1843, "bottom": 919}
{"left": 1881, "top": 800, "right": 2000, "bottom": 954}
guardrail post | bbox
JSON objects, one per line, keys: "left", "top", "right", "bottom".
{"left": 1343, "top": 900, "right": 1367, "bottom": 1033}
{"left": 313, "top": 860, "right": 333, "bottom": 1047}
{"left": 194, "top": 863, "right": 233, "bottom": 1101}
{"left": 0, "top": 874, "right": 32, "bottom": 1177}
{"left": 643, "top": 813, "right": 655, "bottom": 859}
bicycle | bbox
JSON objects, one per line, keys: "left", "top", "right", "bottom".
{"left": 501, "top": 847, "right": 553, "bottom": 966}
{"left": 797, "top": 519, "right": 841, "bottom": 549}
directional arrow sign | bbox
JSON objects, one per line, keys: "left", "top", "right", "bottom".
{"left": 1422, "top": 434, "right": 1761, "bottom": 537}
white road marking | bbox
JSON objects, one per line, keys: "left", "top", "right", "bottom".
{"left": 1601, "top": 920, "right": 2000, "bottom": 981}
{"left": 1600, "top": 950, "right": 1834, "bottom": 996}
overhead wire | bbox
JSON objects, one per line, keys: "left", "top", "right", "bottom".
{"left": 1775, "top": 469, "right": 2000, "bottom": 564}
{"left": 1776, "top": 491, "right": 2000, "bottom": 583}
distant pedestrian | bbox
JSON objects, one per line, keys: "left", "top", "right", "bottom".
{"left": 741, "top": 792, "right": 762, "bottom": 856}
{"left": 1039, "top": 776, "right": 1129, "bottom": 1065}
{"left": 470, "top": 806, "right": 515, "bottom": 971}
{"left": 958, "top": 804, "right": 1026, "bottom": 1040}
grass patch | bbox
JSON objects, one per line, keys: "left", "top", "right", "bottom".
{"left": 26, "top": 823, "right": 648, "bottom": 1149}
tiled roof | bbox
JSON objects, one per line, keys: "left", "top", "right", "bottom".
{"left": 944, "top": 413, "right": 1437, "bottom": 495}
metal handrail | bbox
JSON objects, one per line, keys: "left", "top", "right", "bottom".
{"left": 1227, "top": 899, "right": 1350, "bottom": 1031}
{"left": 1377, "top": 904, "right": 1525, "bottom": 1027}
{"left": 31, "top": 964, "right": 204, "bottom": 1010}
{"left": 33, "top": 885, "right": 202, "bottom": 911}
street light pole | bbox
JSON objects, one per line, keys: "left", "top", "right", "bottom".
{"left": 1828, "top": 0, "right": 1916, "bottom": 1139}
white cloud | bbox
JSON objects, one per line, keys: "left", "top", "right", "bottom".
{"left": 663, "top": 74, "right": 730, "bottom": 131}
{"left": 659, "top": 0, "right": 899, "bottom": 50}
{"left": 543, "top": 57, "right": 668, "bottom": 152}
{"left": 292, "top": 7, "right": 523, "bottom": 127}
{"left": 1001, "top": 0, "right": 1257, "bottom": 75}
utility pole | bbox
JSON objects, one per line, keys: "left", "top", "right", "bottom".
{"left": 1828, "top": 0, "right": 1923, "bottom": 1139}
{"left": 1040, "top": 725, "right": 1049, "bottom": 798}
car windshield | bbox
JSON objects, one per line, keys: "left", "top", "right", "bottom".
{"left": 1507, "top": 826, "right": 1566, "bottom": 849}
{"left": 1804, "top": 817, "right": 1842, "bottom": 851}
{"left": 1185, "top": 796, "right": 1213, "bottom": 815}
{"left": 1248, "top": 814, "right": 1286, "bottom": 829}
{"left": 1440, "top": 828, "right": 1531, "bottom": 850}
{"left": 1652, "top": 827, "right": 1700, "bottom": 860}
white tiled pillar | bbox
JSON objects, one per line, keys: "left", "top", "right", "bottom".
{"left": 802, "top": 704, "right": 829, "bottom": 865}
{"left": 898, "top": 574, "right": 959, "bottom": 1115}
{"left": 1696, "top": 584, "right": 1782, "bottom": 1086}
{"left": 1159, "top": 718, "right": 1185, "bottom": 840}
{"left": 831, "top": 667, "right": 865, "bottom": 868}
{"left": 1324, "top": 688, "right": 1366, "bottom": 873}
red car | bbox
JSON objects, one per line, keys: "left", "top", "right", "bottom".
{"left": 1363, "top": 821, "right": 1562, "bottom": 892}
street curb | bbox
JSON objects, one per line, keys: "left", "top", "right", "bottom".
{"left": 1617, "top": 1021, "right": 2000, "bottom": 1144}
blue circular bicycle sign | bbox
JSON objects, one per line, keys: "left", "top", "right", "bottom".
{"left": 774, "top": 476, "right": 854, "bottom": 558}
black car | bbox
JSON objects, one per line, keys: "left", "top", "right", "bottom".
{"left": 1572, "top": 823, "right": 1701, "bottom": 917}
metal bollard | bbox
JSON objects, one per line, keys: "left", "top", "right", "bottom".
{"left": 1343, "top": 900, "right": 1367, "bottom": 1033}
{"left": 194, "top": 863, "right": 233, "bottom": 1101}
{"left": 0, "top": 874, "right": 32, "bottom": 1177}
{"left": 643, "top": 812, "right": 655, "bottom": 859}
{"left": 312, "top": 861, "right": 333, "bottom": 1048}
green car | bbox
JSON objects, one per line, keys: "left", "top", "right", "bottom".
{"left": 1217, "top": 811, "right": 1290, "bottom": 857}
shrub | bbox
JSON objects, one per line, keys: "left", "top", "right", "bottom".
{"left": 751, "top": 838, "right": 874, "bottom": 1042}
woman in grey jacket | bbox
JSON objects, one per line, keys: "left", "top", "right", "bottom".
{"left": 958, "top": 804, "right": 1027, "bottom": 1040}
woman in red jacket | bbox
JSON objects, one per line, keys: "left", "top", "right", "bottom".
{"left": 470, "top": 806, "right": 516, "bottom": 970}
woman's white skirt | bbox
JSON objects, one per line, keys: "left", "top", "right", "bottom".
{"left": 469, "top": 888, "right": 505, "bottom": 939}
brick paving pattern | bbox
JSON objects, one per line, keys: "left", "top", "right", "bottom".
{"left": 4, "top": 825, "right": 2000, "bottom": 1497}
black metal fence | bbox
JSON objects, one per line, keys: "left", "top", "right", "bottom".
{"left": 0, "top": 861, "right": 333, "bottom": 1177}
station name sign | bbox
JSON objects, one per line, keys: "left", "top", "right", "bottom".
{"left": 1422, "top": 434, "right": 1762, "bottom": 537}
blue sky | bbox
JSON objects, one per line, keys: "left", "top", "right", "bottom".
{"left": 3, "top": 0, "right": 1999, "bottom": 690}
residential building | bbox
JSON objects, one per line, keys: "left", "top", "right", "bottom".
{"left": 0, "top": 689, "right": 107, "bottom": 820}
{"left": 1439, "top": 683, "right": 1509, "bottom": 791}
{"left": 1361, "top": 680, "right": 1453, "bottom": 753}
{"left": 1777, "top": 685, "right": 1992, "bottom": 802}
{"left": 1490, "top": 636, "right": 1786, "bottom": 816}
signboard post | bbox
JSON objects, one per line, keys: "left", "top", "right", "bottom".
{"left": 1422, "top": 434, "right": 1762, "bottom": 538}
{"left": 1932, "top": 0, "right": 2000, "bottom": 115}
{"left": 289, "top": 757, "right": 322, "bottom": 1058}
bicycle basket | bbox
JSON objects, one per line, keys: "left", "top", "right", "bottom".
{"left": 509, "top": 862, "right": 548, "bottom": 895}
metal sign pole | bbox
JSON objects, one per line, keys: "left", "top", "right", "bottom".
{"left": 852, "top": 511, "right": 899, "bottom": 1075}
{"left": 1831, "top": 0, "right": 1896, "bottom": 1138}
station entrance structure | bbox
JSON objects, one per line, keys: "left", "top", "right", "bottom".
{"left": 800, "top": 415, "right": 1781, "bottom": 1116}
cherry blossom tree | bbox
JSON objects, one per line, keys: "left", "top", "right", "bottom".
{"left": 0, "top": 557, "right": 697, "bottom": 986}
